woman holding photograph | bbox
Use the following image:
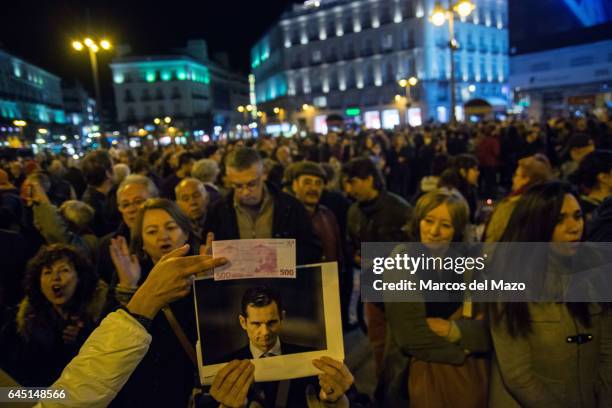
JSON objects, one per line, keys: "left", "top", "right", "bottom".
{"left": 377, "top": 189, "right": 491, "bottom": 408}
{"left": 108, "top": 198, "right": 203, "bottom": 408}
{"left": 488, "top": 181, "right": 612, "bottom": 407}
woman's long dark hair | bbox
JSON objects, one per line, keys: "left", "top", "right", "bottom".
{"left": 24, "top": 244, "right": 98, "bottom": 315}
{"left": 490, "top": 181, "right": 591, "bottom": 337}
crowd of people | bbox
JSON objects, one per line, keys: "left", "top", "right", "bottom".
{"left": 0, "top": 112, "right": 611, "bottom": 407}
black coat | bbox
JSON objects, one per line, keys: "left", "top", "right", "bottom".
{"left": 81, "top": 186, "right": 119, "bottom": 237}
{"left": 586, "top": 197, "right": 612, "bottom": 242}
{"left": 97, "top": 222, "right": 131, "bottom": 285}
{"left": 109, "top": 256, "right": 197, "bottom": 408}
{"left": 203, "top": 183, "right": 322, "bottom": 265}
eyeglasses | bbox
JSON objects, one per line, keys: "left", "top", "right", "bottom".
{"left": 230, "top": 176, "right": 261, "bottom": 192}
{"left": 118, "top": 198, "right": 146, "bottom": 210}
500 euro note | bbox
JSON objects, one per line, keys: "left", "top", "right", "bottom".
{"left": 212, "top": 239, "right": 296, "bottom": 281}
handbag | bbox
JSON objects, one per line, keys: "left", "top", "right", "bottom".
{"left": 407, "top": 304, "right": 489, "bottom": 408}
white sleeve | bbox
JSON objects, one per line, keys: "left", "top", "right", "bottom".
{"left": 35, "top": 309, "right": 152, "bottom": 408}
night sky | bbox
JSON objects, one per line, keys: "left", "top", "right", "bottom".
{"left": 1, "top": 0, "right": 299, "bottom": 99}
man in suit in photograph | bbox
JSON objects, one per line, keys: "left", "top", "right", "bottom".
{"left": 226, "top": 285, "right": 312, "bottom": 360}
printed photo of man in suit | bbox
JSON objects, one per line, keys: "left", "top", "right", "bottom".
{"left": 226, "top": 285, "right": 313, "bottom": 360}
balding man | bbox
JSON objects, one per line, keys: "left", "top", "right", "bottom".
{"left": 175, "top": 177, "right": 208, "bottom": 237}
{"left": 98, "top": 175, "right": 159, "bottom": 284}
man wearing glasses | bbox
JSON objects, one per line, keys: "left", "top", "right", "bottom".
{"left": 97, "top": 175, "right": 159, "bottom": 284}
{"left": 205, "top": 147, "right": 321, "bottom": 265}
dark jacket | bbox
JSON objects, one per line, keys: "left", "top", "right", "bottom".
{"left": 97, "top": 222, "right": 131, "bottom": 285}
{"left": 0, "top": 282, "right": 108, "bottom": 387}
{"left": 81, "top": 185, "right": 118, "bottom": 237}
{"left": 347, "top": 190, "right": 413, "bottom": 250}
{"left": 109, "top": 256, "right": 198, "bottom": 408}
{"left": 586, "top": 196, "right": 612, "bottom": 242}
{"left": 204, "top": 183, "right": 322, "bottom": 265}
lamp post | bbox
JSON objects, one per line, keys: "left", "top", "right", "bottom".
{"left": 72, "top": 38, "right": 112, "bottom": 127}
{"left": 398, "top": 76, "right": 419, "bottom": 106}
{"left": 430, "top": 0, "right": 476, "bottom": 124}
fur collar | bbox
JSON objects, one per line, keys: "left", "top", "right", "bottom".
{"left": 16, "top": 280, "right": 109, "bottom": 336}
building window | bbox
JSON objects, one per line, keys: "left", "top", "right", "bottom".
{"left": 172, "top": 87, "right": 181, "bottom": 99}
{"left": 362, "top": 37, "right": 374, "bottom": 57}
{"left": 312, "top": 50, "right": 322, "bottom": 63}
{"left": 381, "top": 33, "right": 393, "bottom": 50}
{"left": 124, "top": 90, "right": 134, "bottom": 102}
{"left": 156, "top": 89, "right": 164, "bottom": 100}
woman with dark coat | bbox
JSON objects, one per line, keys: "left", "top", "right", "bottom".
{"left": 0, "top": 244, "right": 107, "bottom": 386}
{"left": 108, "top": 198, "right": 202, "bottom": 408}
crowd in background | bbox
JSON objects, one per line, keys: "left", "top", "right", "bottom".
{"left": 0, "top": 112, "right": 611, "bottom": 407}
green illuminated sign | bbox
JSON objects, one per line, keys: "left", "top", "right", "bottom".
{"left": 345, "top": 108, "right": 361, "bottom": 116}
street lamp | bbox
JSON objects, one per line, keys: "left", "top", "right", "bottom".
{"left": 13, "top": 120, "right": 26, "bottom": 140}
{"left": 72, "top": 37, "right": 112, "bottom": 128}
{"left": 398, "top": 76, "right": 419, "bottom": 106}
{"left": 430, "top": 0, "right": 476, "bottom": 124}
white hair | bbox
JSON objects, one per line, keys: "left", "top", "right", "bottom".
{"left": 192, "top": 159, "right": 220, "bottom": 184}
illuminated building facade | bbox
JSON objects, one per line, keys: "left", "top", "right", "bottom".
{"left": 0, "top": 47, "right": 66, "bottom": 141}
{"left": 252, "top": 0, "right": 509, "bottom": 131}
{"left": 509, "top": 0, "right": 612, "bottom": 120}
{"left": 110, "top": 40, "right": 249, "bottom": 133}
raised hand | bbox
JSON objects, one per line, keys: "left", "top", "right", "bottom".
{"left": 126, "top": 244, "right": 227, "bottom": 319}
{"left": 110, "top": 236, "right": 141, "bottom": 288}
{"left": 210, "top": 360, "right": 254, "bottom": 408}
{"left": 312, "top": 356, "right": 354, "bottom": 403}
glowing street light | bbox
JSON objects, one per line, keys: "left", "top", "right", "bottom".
{"left": 72, "top": 36, "right": 113, "bottom": 130}
{"left": 454, "top": 0, "right": 476, "bottom": 18}
{"left": 246, "top": 105, "right": 253, "bottom": 112}
{"left": 302, "top": 104, "right": 311, "bottom": 110}
{"left": 237, "top": 106, "right": 245, "bottom": 113}
{"left": 100, "top": 39, "right": 112, "bottom": 50}
{"left": 429, "top": 0, "right": 476, "bottom": 123}
{"left": 273, "top": 107, "right": 280, "bottom": 114}
{"left": 430, "top": 2, "right": 448, "bottom": 26}
{"left": 154, "top": 118, "right": 161, "bottom": 125}
{"left": 13, "top": 120, "right": 27, "bottom": 127}
{"left": 164, "top": 116, "right": 172, "bottom": 124}
{"left": 398, "top": 77, "right": 419, "bottom": 107}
